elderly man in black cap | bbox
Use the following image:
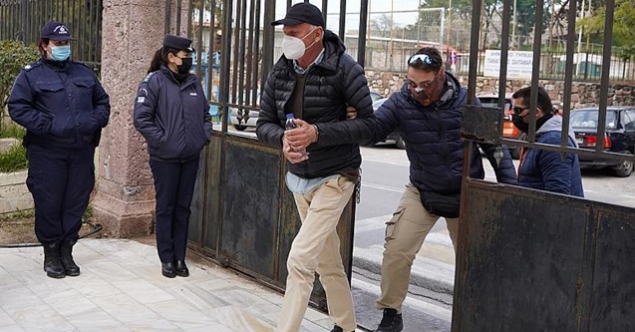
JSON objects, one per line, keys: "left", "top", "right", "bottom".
{"left": 134, "top": 35, "right": 213, "bottom": 279}
{"left": 256, "top": 3, "right": 375, "bottom": 332}
{"left": 8, "top": 21, "right": 110, "bottom": 278}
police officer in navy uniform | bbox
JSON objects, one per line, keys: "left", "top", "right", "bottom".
{"left": 8, "top": 21, "right": 111, "bottom": 279}
{"left": 133, "top": 35, "right": 213, "bottom": 278}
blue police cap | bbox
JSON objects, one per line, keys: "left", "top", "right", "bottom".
{"left": 163, "top": 35, "right": 195, "bottom": 52}
{"left": 40, "top": 21, "right": 74, "bottom": 41}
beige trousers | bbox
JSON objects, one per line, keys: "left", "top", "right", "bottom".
{"left": 376, "top": 183, "right": 459, "bottom": 313}
{"left": 276, "top": 176, "right": 357, "bottom": 332}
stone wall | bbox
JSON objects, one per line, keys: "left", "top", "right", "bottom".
{"left": 366, "top": 71, "right": 635, "bottom": 109}
{"left": 0, "top": 171, "right": 33, "bottom": 214}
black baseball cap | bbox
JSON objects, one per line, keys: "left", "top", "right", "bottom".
{"left": 271, "top": 2, "right": 325, "bottom": 28}
{"left": 40, "top": 21, "right": 74, "bottom": 41}
{"left": 163, "top": 34, "right": 195, "bottom": 52}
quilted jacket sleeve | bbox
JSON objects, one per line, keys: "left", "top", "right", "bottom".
{"left": 256, "top": 72, "right": 285, "bottom": 148}
{"left": 313, "top": 59, "right": 376, "bottom": 146}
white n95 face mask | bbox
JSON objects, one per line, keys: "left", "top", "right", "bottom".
{"left": 282, "top": 27, "right": 317, "bottom": 60}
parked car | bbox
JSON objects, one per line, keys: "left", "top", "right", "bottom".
{"left": 477, "top": 93, "right": 523, "bottom": 159}
{"left": 570, "top": 107, "right": 635, "bottom": 177}
{"left": 230, "top": 91, "right": 384, "bottom": 131}
{"left": 372, "top": 97, "right": 405, "bottom": 149}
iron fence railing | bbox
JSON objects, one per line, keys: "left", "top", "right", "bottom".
{"left": 0, "top": 0, "right": 103, "bottom": 72}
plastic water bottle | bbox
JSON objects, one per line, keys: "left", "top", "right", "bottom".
{"left": 285, "top": 113, "right": 306, "bottom": 155}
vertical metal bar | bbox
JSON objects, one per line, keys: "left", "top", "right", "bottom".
{"left": 595, "top": 0, "right": 615, "bottom": 154}
{"left": 90, "top": 0, "right": 96, "bottom": 63}
{"left": 497, "top": 0, "right": 511, "bottom": 113}
{"left": 220, "top": 0, "right": 233, "bottom": 133}
{"left": 206, "top": 0, "right": 217, "bottom": 102}
{"left": 559, "top": 0, "right": 578, "bottom": 148}
{"left": 196, "top": 0, "right": 204, "bottom": 79}
{"left": 231, "top": 0, "right": 242, "bottom": 105}
{"left": 338, "top": 0, "right": 346, "bottom": 40}
{"left": 215, "top": 0, "right": 233, "bottom": 261}
{"left": 287, "top": 0, "right": 292, "bottom": 9}
{"left": 261, "top": 0, "right": 275, "bottom": 89}
{"left": 357, "top": 0, "right": 368, "bottom": 67}
{"left": 98, "top": 0, "right": 103, "bottom": 70}
{"left": 79, "top": 0, "right": 85, "bottom": 61}
{"left": 187, "top": 0, "right": 193, "bottom": 39}
{"left": 176, "top": 0, "right": 182, "bottom": 35}
{"left": 164, "top": 0, "right": 172, "bottom": 35}
{"left": 244, "top": 0, "right": 256, "bottom": 105}
{"left": 237, "top": 0, "right": 247, "bottom": 106}
{"left": 321, "top": 1, "right": 327, "bottom": 29}
{"left": 466, "top": 0, "right": 483, "bottom": 104}
{"left": 71, "top": 0, "right": 81, "bottom": 58}
{"left": 20, "top": 0, "right": 27, "bottom": 42}
{"left": 251, "top": 0, "right": 261, "bottom": 107}
{"left": 439, "top": 8, "right": 445, "bottom": 52}
{"left": 527, "top": 0, "right": 544, "bottom": 143}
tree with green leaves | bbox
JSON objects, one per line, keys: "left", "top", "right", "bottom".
{"left": 578, "top": 0, "right": 635, "bottom": 58}
{"left": 0, "top": 40, "right": 39, "bottom": 109}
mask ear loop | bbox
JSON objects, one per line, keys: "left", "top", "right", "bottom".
{"left": 301, "top": 27, "right": 320, "bottom": 50}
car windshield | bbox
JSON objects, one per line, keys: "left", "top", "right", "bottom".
{"left": 570, "top": 110, "right": 617, "bottom": 130}
{"left": 478, "top": 97, "right": 511, "bottom": 111}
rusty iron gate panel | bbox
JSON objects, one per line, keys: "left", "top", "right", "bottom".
{"left": 182, "top": 0, "right": 370, "bottom": 311}
{"left": 455, "top": 0, "right": 635, "bottom": 329}
{"left": 453, "top": 178, "right": 635, "bottom": 330}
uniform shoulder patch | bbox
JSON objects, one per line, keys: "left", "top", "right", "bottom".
{"left": 143, "top": 71, "right": 158, "bottom": 83}
{"left": 23, "top": 61, "right": 41, "bottom": 71}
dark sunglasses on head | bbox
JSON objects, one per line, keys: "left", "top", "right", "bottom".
{"left": 408, "top": 54, "right": 437, "bottom": 65}
{"left": 512, "top": 106, "right": 530, "bottom": 115}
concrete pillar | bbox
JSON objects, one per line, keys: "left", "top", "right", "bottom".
{"left": 93, "top": 0, "right": 190, "bottom": 238}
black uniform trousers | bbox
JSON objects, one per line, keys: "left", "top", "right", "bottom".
{"left": 26, "top": 143, "right": 95, "bottom": 244}
{"left": 149, "top": 157, "right": 200, "bottom": 263}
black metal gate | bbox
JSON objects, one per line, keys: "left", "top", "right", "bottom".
{"left": 455, "top": 0, "right": 635, "bottom": 330}
{"left": 180, "top": 0, "right": 371, "bottom": 311}
{"left": 0, "top": 0, "right": 103, "bottom": 71}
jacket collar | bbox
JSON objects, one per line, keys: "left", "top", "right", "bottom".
{"left": 160, "top": 65, "right": 196, "bottom": 87}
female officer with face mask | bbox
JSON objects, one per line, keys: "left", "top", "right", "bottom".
{"left": 8, "top": 21, "right": 111, "bottom": 279}
{"left": 133, "top": 35, "right": 213, "bottom": 278}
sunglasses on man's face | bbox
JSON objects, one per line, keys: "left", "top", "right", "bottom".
{"left": 512, "top": 106, "right": 530, "bottom": 115}
{"left": 408, "top": 54, "right": 437, "bottom": 65}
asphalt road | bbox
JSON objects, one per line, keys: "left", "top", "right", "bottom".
{"left": 219, "top": 127, "right": 635, "bottom": 330}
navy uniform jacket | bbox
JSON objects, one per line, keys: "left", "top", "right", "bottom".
{"left": 8, "top": 58, "right": 110, "bottom": 148}
{"left": 133, "top": 66, "right": 213, "bottom": 162}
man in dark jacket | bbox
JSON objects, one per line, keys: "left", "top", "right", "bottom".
{"left": 8, "top": 21, "right": 110, "bottom": 278}
{"left": 511, "top": 87, "right": 584, "bottom": 196}
{"left": 368, "top": 48, "right": 518, "bottom": 332}
{"left": 256, "top": 3, "right": 375, "bottom": 332}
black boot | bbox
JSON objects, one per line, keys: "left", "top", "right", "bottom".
{"left": 375, "top": 309, "right": 403, "bottom": 332}
{"left": 59, "top": 239, "right": 80, "bottom": 276}
{"left": 43, "top": 242, "right": 65, "bottom": 279}
{"left": 162, "top": 262, "right": 177, "bottom": 278}
{"left": 175, "top": 260, "right": 189, "bottom": 277}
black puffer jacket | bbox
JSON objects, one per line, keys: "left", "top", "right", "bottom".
{"left": 257, "top": 30, "right": 375, "bottom": 179}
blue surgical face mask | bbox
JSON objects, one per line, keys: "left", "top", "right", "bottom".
{"left": 50, "top": 45, "right": 71, "bottom": 61}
